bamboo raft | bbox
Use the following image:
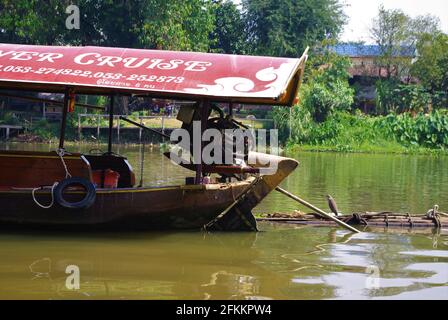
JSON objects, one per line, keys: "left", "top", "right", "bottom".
{"left": 257, "top": 211, "right": 448, "bottom": 229}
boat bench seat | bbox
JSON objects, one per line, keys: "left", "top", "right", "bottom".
{"left": 84, "top": 154, "right": 135, "bottom": 188}
{"left": 0, "top": 150, "right": 92, "bottom": 188}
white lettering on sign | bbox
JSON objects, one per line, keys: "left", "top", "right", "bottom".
{"left": 74, "top": 52, "right": 101, "bottom": 65}
{"left": 153, "top": 59, "right": 184, "bottom": 70}
{"left": 37, "top": 52, "right": 64, "bottom": 62}
{"left": 10, "top": 51, "right": 39, "bottom": 61}
{"left": 122, "top": 57, "right": 151, "bottom": 68}
{"left": 0, "top": 50, "right": 64, "bottom": 63}
{"left": 97, "top": 55, "right": 124, "bottom": 67}
{"left": 0, "top": 49, "right": 213, "bottom": 71}
{"left": 184, "top": 61, "right": 213, "bottom": 71}
{"left": 0, "top": 51, "right": 15, "bottom": 58}
{"left": 72, "top": 53, "right": 212, "bottom": 71}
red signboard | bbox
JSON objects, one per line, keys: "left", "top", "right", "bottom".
{"left": 0, "top": 43, "right": 306, "bottom": 105}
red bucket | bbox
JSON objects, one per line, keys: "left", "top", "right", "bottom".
{"left": 92, "top": 169, "right": 120, "bottom": 189}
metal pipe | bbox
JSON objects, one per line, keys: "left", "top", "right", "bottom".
{"left": 107, "top": 95, "right": 115, "bottom": 154}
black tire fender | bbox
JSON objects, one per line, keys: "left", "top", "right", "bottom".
{"left": 54, "top": 177, "right": 96, "bottom": 209}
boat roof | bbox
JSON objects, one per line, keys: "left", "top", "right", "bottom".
{"left": 0, "top": 43, "right": 308, "bottom": 106}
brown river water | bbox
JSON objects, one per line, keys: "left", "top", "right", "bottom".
{"left": 0, "top": 143, "right": 447, "bottom": 299}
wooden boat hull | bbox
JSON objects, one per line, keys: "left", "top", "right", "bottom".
{"left": 0, "top": 183, "right": 248, "bottom": 230}
{"left": 0, "top": 153, "right": 299, "bottom": 231}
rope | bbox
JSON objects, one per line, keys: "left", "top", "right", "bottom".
{"left": 30, "top": 149, "right": 72, "bottom": 209}
{"left": 57, "top": 148, "right": 72, "bottom": 178}
{"left": 31, "top": 182, "right": 59, "bottom": 209}
{"left": 203, "top": 176, "right": 261, "bottom": 231}
{"left": 352, "top": 213, "right": 369, "bottom": 225}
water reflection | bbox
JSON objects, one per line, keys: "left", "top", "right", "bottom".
{"left": 0, "top": 143, "right": 447, "bottom": 299}
{"left": 0, "top": 223, "right": 446, "bottom": 299}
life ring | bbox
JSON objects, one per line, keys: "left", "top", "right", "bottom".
{"left": 54, "top": 177, "right": 96, "bottom": 209}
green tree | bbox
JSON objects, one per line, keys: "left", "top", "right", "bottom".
{"left": 242, "top": 0, "right": 346, "bottom": 57}
{"left": 210, "top": 0, "right": 247, "bottom": 54}
{"left": 273, "top": 49, "right": 354, "bottom": 143}
{"left": 139, "top": 0, "right": 215, "bottom": 51}
{"left": 370, "top": 5, "right": 440, "bottom": 80}
{"left": 302, "top": 52, "right": 354, "bottom": 122}
{"left": 411, "top": 32, "right": 448, "bottom": 107}
{"left": 0, "top": 0, "right": 69, "bottom": 44}
{"left": 0, "top": 0, "right": 144, "bottom": 46}
{"left": 72, "top": 0, "right": 146, "bottom": 47}
{"left": 0, "top": 0, "right": 216, "bottom": 51}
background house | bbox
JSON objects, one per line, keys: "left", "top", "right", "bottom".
{"left": 331, "top": 44, "right": 416, "bottom": 113}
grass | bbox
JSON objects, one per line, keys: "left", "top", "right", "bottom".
{"left": 279, "top": 111, "right": 448, "bottom": 156}
{"left": 288, "top": 141, "right": 448, "bottom": 155}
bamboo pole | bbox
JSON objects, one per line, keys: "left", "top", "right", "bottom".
{"left": 119, "top": 116, "right": 171, "bottom": 139}
{"left": 275, "top": 187, "right": 361, "bottom": 233}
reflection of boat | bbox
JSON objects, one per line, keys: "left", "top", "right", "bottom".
{"left": 0, "top": 43, "right": 308, "bottom": 231}
{"left": 0, "top": 231, "right": 262, "bottom": 299}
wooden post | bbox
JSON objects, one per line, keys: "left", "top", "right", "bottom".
{"left": 195, "top": 99, "right": 210, "bottom": 184}
{"left": 5, "top": 127, "right": 10, "bottom": 140}
{"left": 117, "top": 115, "right": 121, "bottom": 144}
{"left": 139, "top": 116, "right": 143, "bottom": 143}
{"left": 78, "top": 114, "right": 81, "bottom": 140}
{"left": 58, "top": 88, "right": 71, "bottom": 150}
{"left": 161, "top": 116, "right": 165, "bottom": 134}
{"left": 107, "top": 95, "right": 115, "bottom": 153}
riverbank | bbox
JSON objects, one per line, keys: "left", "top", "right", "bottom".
{"left": 5, "top": 134, "right": 447, "bottom": 156}
{"left": 276, "top": 111, "right": 448, "bottom": 156}
{"left": 288, "top": 143, "right": 448, "bottom": 155}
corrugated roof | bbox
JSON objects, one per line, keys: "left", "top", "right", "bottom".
{"left": 331, "top": 44, "right": 415, "bottom": 57}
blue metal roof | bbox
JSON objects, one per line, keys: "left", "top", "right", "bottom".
{"left": 331, "top": 44, "right": 415, "bottom": 57}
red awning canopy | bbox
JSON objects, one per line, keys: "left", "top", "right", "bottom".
{"left": 0, "top": 44, "right": 308, "bottom": 106}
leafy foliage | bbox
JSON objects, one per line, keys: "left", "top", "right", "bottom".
{"left": 299, "top": 51, "right": 354, "bottom": 122}
{"left": 380, "top": 111, "right": 448, "bottom": 148}
{"left": 242, "top": 0, "right": 346, "bottom": 57}
{"left": 369, "top": 5, "right": 440, "bottom": 79}
{"left": 273, "top": 49, "right": 354, "bottom": 144}
{"left": 411, "top": 32, "right": 448, "bottom": 101}
{"left": 210, "top": 0, "right": 247, "bottom": 54}
{"left": 139, "top": 0, "right": 215, "bottom": 51}
{"left": 0, "top": 0, "right": 215, "bottom": 51}
{"left": 275, "top": 110, "right": 448, "bottom": 151}
{"left": 375, "top": 80, "right": 433, "bottom": 115}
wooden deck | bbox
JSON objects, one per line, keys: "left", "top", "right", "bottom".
{"left": 0, "top": 125, "right": 23, "bottom": 139}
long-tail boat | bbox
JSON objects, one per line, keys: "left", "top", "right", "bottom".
{"left": 0, "top": 43, "right": 308, "bottom": 231}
